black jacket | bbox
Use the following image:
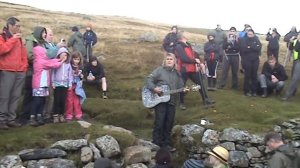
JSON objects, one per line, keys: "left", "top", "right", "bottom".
{"left": 261, "top": 62, "right": 287, "bottom": 81}
{"left": 266, "top": 33, "right": 280, "bottom": 50}
{"left": 239, "top": 36, "right": 262, "bottom": 61}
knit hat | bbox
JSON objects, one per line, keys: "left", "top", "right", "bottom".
{"left": 182, "top": 159, "right": 205, "bottom": 168}
{"left": 207, "top": 146, "right": 229, "bottom": 164}
{"left": 56, "top": 47, "right": 69, "bottom": 58}
{"left": 94, "top": 158, "right": 119, "bottom": 168}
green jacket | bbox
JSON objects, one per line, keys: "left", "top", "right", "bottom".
{"left": 268, "top": 144, "right": 296, "bottom": 168}
{"left": 68, "top": 31, "right": 86, "bottom": 56}
{"left": 145, "top": 65, "right": 184, "bottom": 105}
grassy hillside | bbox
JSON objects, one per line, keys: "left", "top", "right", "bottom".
{"left": 1, "top": 1, "right": 300, "bottom": 163}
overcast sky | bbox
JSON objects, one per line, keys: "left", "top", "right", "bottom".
{"left": 1, "top": 0, "right": 299, "bottom": 34}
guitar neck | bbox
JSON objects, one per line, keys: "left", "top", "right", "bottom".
{"left": 165, "top": 88, "right": 185, "bottom": 95}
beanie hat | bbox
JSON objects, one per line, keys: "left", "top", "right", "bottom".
{"left": 56, "top": 47, "right": 69, "bottom": 58}
{"left": 94, "top": 158, "right": 119, "bottom": 168}
{"left": 72, "top": 26, "right": 79, "bottom": 32}
{"left": 207, "top": 146, "right": 229, "bottom": 164}
{"left": 182, "top": 159, "right": 205, "bottom": 168}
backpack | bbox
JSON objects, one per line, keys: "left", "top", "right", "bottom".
{"left": 24, "top": 34, "right": 38, "bottom": 67}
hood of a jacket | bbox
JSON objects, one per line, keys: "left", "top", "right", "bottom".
{"left": 32, "top": 26, "right": 46, "bottom": 44}
{"left": 56, "top": 47, "right": 69, "bottom": 58}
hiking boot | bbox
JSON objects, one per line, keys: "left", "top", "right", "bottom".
{"left": 29, "top": 117, "right": 39, "bottom": 127}
{"left": 102, "top": 92, "right": 108, "bottom": 99}
{"left": 0, "top": 123, "right": 9, "bottom": 130}
{"left": 252, "top": 93, "right": 257, "bottom": 97}
{"left": 281, "top": 97, "right": 289, "bottom": 101}
{"left": 53, "top": 115, "right": 59, "bottom": 123}
{"left": 179, "top": 104, "right": 186, "bottom": 110}
{"left": 7, "top": 121, "right": 21, "bottom": 128}
{"left": 59, "top": 115, "right": 65, "bottom": 123}
{"left": 205, "top": 98, "right": 215, "bottom": 104}
{"left": 245, "top": 92, "right": 252, "bottom": 97}
{"left": 37, "top": 115, "right": 45, "bottom": 125}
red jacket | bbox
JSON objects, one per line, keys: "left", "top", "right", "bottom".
{"left": 175, "top": 41, "right": 197, "bottom": 72}
{"left": 0, "top": 28, "right": 28, "bottom": 72}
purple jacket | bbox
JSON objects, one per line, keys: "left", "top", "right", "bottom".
{"left": 52, "top": 48, "right": 73, "bottom": 87}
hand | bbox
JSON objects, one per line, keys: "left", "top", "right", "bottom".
{"left": 195, "top": 58, "right": 201, "bottom": 64}
{"left": 52, "top": 86, "right": 56, "bottom": 89}
{"left": 183, "top": 87, "right": 190, "bottom": 92}
{"left": 80, "top": 74, "right": 84, "bottom": 79}
{"left": 68, "top": 86, "right": 72, "bottom": 90}
{"left": 57, "top": 42, "right": 67, "bottom": 48}
{"left": 271, "top": 75, "right": 278, "bottom": 83}
{"left": 60, "top": 56, "right": 67, "bottom": 62}
{"left": 87, "top": 76, "right": 95, "bottom": 81}
{"left": 290, "top": 36, "right": 296, "bottom": 42}
{"left": 13, "top": 33, "right": 22, "bottom": 39}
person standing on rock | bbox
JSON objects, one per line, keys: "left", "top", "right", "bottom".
{"left": 145, "top": 53, "right": 184, "bottom": 151}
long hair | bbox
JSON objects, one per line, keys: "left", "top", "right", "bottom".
{"left": 71, "top": 51, "right": 83, "bottom": 67}
{"left": 162, "top": 52, "right": 177, "bottom": 69}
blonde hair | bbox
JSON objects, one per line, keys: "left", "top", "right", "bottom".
{"left": 162, "top": 53, "right": 177, "bottom": 69}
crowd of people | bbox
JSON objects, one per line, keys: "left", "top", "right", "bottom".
{"left": 1, "top": 16, "right": 300, "bottom": 167}
{"left": 0, "top": 17, "right": 107, "bottom": 129}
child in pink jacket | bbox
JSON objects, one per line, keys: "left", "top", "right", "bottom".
{"left": 30, "top": 43, "right": 65, "bottom": 126}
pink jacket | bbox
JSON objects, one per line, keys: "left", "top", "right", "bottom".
{"left": 32, "top": 46, "right": 63, "bottom": 89}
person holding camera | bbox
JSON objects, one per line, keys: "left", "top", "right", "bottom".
{"left": 266, "top": 28, "right": 281, "bottom": 61}
{"left": 219, "top": 27, "right": 240, "bottom": 90}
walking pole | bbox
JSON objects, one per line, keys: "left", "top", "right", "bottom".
{"left": 196, "top": 63, "right": 209, "bottom": 104}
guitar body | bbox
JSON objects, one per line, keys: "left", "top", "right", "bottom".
{"left": 142, "top": 85, "right": 171, "bottom": 108}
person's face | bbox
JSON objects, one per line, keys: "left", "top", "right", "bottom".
{"left": 9, "top": 21, "right": 21, "bottom": 34}
{"left": 42, "top": 30, "right": 47, "bottom": 40}
{"left": 229, "top": 29, "right": 236, "bottom": 36}
{"left": 217, "top": 25, "right": 221, "bottom": 30}
{"left": 207, "top": 155, "right": 217, "bottom": 166}
{"left": 266, "top": 139, "right": 276, "bottom": 150}
{"left": 91, "top": 60, "right": 98, "bottom": 66}
{"left": 72, "top": 57, "right": 81, "bottom": 65}
{"left": 171, "top": 28, "right": 177, "bottom": 33}
{"left": 86, "top": 27, "right": 91, "bottom": 31}
{"left": 46, "top": 30, "right": 53, "bottom": 42}
{"left": 268, "top": 59, "right": 276, "bottom": 68}
{"left": 165, "top": 56, "right": 175, "bottom": 67}
{"left": 247, "top": 31, "right": 254, "bottom": 38}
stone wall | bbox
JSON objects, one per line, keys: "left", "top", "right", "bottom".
{"left": 1, "top": 119, "right": 300, "bottom": 168}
